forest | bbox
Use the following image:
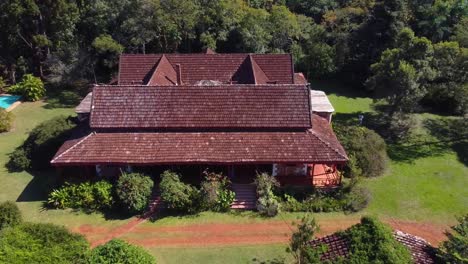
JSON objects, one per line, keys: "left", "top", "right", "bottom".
{"left": 0, "top": 0, "right": 467, "bottom": 118}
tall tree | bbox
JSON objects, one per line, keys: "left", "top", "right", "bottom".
{"left": 0, "top": 0, "right": 79, "bottom": 80}
{"left": 366, "top": 28, "right": 435, "bottom": 113}
{"left": 342, "top": 0, "right": 410, "bottom": 87}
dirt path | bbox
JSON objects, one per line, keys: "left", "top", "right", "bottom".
{"left": 75, "top": 217, "right": 447, "bottom": 248}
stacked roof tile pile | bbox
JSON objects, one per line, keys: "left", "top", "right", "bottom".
{"left": 310, "top": 231, "right": 436, "bottom": 263}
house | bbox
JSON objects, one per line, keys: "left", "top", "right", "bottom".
{"left": 51, "top": 53, "right": 347, "bottom": 189}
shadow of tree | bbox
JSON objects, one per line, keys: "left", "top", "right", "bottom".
{"left": 309, "top": 79, "right": 371, "bottom": 99}
{"left": 424, "top": 118, "right": 468, "bottom": 166}
{"left": 386, "top": 141, "right": 452, "bottom": 163}
{"left": 43, "top": 90, "right": 82, "bottom": 109}
{"left": 251, "top": 257, "right": 286, "bottom": 264}
{"left": 332, "top": 112, "right": 467, "bottom": 164}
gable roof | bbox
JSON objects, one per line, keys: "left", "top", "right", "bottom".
{"left": 310, "top": 231, "right": 436, "bottom": 264}
{"left": 51, "top": 116, "right": 348, "bottom": 166}
{"left": 294, "top": 73, "right": 308, "bottom": 84}
{"left": 90, "top": 85, "right": 312, "bottom": 130}
{"left": 118, "top": 53, "right": 294, "bottom": 85}
{"left": 75, "top": 92, "right": 92, "bottom": 114}
{"left": 147, "top": 55, "right": 177, "bottom": 85}
{"left": 232, "top": 55, "right": 270, "bottom": 84}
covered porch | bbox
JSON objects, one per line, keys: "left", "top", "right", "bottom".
{"left": 54, "top": 163, "right": 343, "bottom": 188}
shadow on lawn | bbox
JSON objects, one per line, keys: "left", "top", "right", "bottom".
{"left": 332, "top": 112, "right": 467, "bottom": 165}
{"left": 424, "top": 118, "right": 468, "bottom": 166}
{"left": 386, "top": 118, "right": 467, "bottom": 164}
{"left": 309, "top": 79, "right": 372, "bottom": 99}
{"left": 16, "top": 170, "right": 55, "bottom": 202}
{"left": 252, "top": 257, "right": 286, "bottom": 264}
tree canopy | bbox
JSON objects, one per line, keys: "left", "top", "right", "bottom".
{"left": 0, "top": 0, "right": 465, "bottom": 115}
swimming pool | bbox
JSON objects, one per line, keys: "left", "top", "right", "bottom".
{"left": 0, "top": 95, "right": 21, "bottom": 109}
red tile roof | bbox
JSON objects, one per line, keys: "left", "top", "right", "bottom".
{"left": 310, "top": 231, "right": 436, "bottom": 264}
{"left": 118, "top": 54, "right": 294, "bottom": 85}
{"left": 90, "top": 85, "right": 312, "bottom": 129}
{"left": 51, "top": 127, "right": 348, "bottom": 166}
{"left": 294, "top": 73, "right": 308, "bottom": 84}
{"left": 147, "top": 55, "right": 177, "bottom": 85}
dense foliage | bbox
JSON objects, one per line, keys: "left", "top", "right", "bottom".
{"left": 335, "top": 125, "right": 388, "bottom": 178}
{"left": 437, "top": 214, "right": 468, "bottom": 263}
{"left": 159, "top": 170, "right": 200, "bottom": 213}
{"left": 200, "top": 171, "right": 235, "bottom": 212}
{"left": 7, "top": 74, "right": 45, "bottom": 101}
{"left": 116, "top": 172, "right": 154, "bottom": 214}
{"left": 7, "top": 115, "right": 76, "bottom": 171}
{"left": 0, "top": 0, "right": 465, "bottom": 118}
{"left": 281, "top": 181, "right": 371, "bottom": 213}
{"left": 0, "top": 222, "right": 89, "bottom": 264}
{"left": 0, "top": 109, "right": 13, "bottom": 133}
{"left": 338, "top": 217, "right": 413, "bottom": 264}
{"left": 255, "top": 173, "right": 281, "bottom": 216}
{"left": 0, "top": 201, "right": 22, "bottom": 230}
{"left": 48, "top": 181, "right": 114, "bottom": 211}
{"left": 88, "top": 239, "right": 156, "bottom": 264}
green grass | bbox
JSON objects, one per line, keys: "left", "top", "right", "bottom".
{"left": 148, "top": 244, "right": 291, "bottom": 264}
{"left": 314, "top": 80, "right": 468, "bottom": 224}
{"left": 0, "top": 101, "right": 127, "bottom": 229}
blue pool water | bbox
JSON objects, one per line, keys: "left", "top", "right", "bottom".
{"left": 0, "top": 95, "right": 21, "bottom": 109}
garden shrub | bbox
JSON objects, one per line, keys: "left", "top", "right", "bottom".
{"left": 116, "top": 172, "right": 154, "bottom": 214}
{"left": 159, "top": 170, "right": 200, "bottom": 213}
{"left": 0, "top": 222, "right": 89, "bottom": 264}
{"left": 0, "top": 109, "right": 13, "bottom": 132}
{"left": 388, "top": 112, "right": 417, "bottom": 141}
{"left": 339, "top": 216, "right": 412, "bottom": 264}
{"left": 281, "top": 181, "right": 371, "bottom": 213}
{"left": 335, "top": 125, "right": 388, "bottom": 178}
{"left": 0, "top": 201, "right": 22, "bottom": 230}
{"left": 6, "top": 148, "right": 30, "bottom": 171}
{"left": 437, "top": 214, "right": 468, "bottom": 263}
{"left": 200, "top": 171, "right": 235, "bottom": 212}
{"left": 47, "top": 180, "right": 114, "bottom": 211}
{"left": 344, "top": 185, "right": 372, "bottom": 212}
{"left": 7, "top": 115, "right": 76, "bottom": 171}
{"left": 7, "top": 74, "right": 45, "bottom": 101}
{"left": 282, "top": 191, "right": 347, "bottom": 213}
{"left": 255, "top": 173, "right": 281, "bottom": 216}
{"left": 88, "top": 239, "right": 155, "bottom": 264}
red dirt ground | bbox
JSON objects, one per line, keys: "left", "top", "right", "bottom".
{"left": 75, "top": 217, "right": 447, "bottom": 248}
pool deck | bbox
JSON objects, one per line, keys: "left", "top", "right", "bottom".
{"left": 0, "top": 94, "right": 22, "bottom": 112}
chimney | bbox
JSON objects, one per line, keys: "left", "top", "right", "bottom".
{"left": 175, "top": 64, "right": 182, "bottom": 85}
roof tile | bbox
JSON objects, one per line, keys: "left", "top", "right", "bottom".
{"left": 118, "top": 54, "right": 294, "bottom": 85}
{"left": 90, "top": 85, "right": 312, "bottom": 129}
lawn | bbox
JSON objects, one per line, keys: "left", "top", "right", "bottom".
{"left": 148, "top": 244, "right": 292, "bottom": 264}
{"left": 314, "top": 80, "right": 468, "bottom": 224}
{"left": 0, "top": 84, "right": 466, "bottom": 263}
{"left": 0, "top": 101, "right": 128, "bottom": 229}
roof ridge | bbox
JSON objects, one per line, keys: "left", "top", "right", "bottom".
{"left": 248, "top": 54, "right": 269, "bottom": 84}
{"left": 308, "top": 129, "right": 348, "bottom": 160}
{"left": 147, "top": 55, "right": 177, "bottom": 85}
{"left": 51, "top": 132, "right": 96, "bottom": 164}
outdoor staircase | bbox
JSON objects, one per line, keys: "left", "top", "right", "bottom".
{"left": 231, "top": 184, "right": 257, "bottom": 210}
{"left": 141, "top": 190, "right": 165, "bottom": 219}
